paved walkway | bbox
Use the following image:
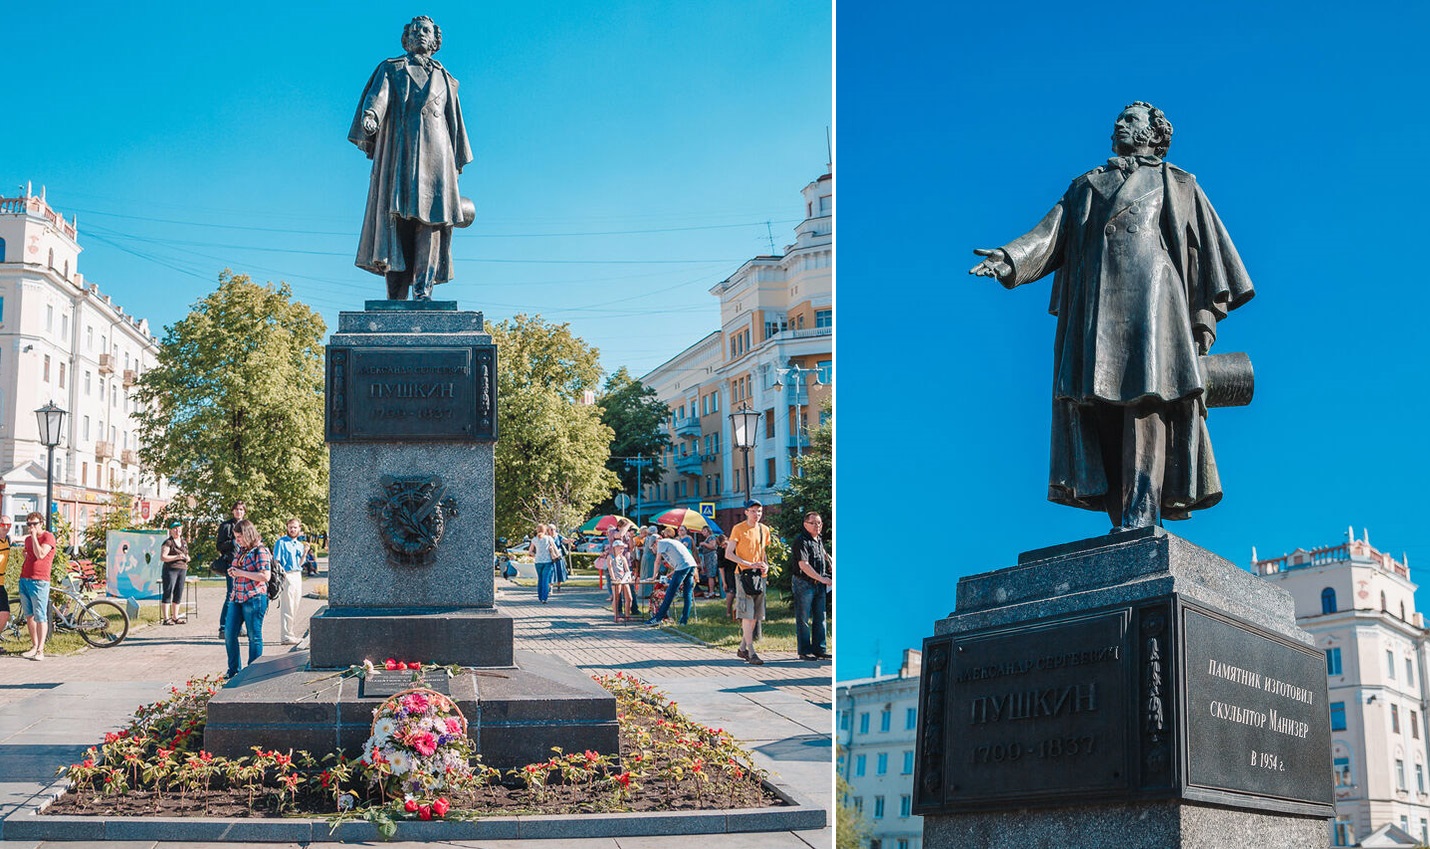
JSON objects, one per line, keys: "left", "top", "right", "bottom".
{"left": 0, "top": 566, "right": 831, "bottom": 848}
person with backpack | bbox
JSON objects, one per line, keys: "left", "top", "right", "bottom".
{"left": 224, "top": 519, "right": 272, "bottom": 679}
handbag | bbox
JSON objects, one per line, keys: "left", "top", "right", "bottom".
{"left": 739, "top": 568, "right": 766, "bottom": 596}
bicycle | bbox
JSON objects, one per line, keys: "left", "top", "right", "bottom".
{"left": 2, "top": 567, "right": 130, "bottom": 649}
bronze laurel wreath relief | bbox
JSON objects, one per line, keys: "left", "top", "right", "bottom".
{"left": 369, "top": 475, "right": 458, "bottom": 566}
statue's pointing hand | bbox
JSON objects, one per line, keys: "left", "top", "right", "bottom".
{"left": 970, "top": 248, "right": 1011, "bottom": 280}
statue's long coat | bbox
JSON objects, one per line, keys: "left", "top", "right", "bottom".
{"left": 349, "top": 56, "right": 473, "bottom": 284}
{"left": 998, "top": 161, "right": 1254, "bottom": 519}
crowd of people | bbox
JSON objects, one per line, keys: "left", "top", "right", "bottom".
{"left": 522, "top": 499, "right": 833, "bottom": 666}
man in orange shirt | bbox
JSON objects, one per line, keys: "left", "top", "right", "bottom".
{"left": 725, "top": 500, "right": 772, "bottom": 666}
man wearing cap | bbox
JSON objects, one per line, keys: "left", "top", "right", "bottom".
{"left": 646, "top": 525, "right": 699, "bottom": 627}
{"left": 159, "top": 520, "right": 191, "bottom": 625}
{"left": 726, "top": 500, "right": 772, "bottom": 666}
{"left": 272, "top": 518, "right": 307, "bottom": 645}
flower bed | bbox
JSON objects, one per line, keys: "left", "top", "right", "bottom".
{"left": 45, "top": 670, "right": 778, "bottom": 836}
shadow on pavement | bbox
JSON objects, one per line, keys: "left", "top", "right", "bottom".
{"left": 0, "top": 744, "right": 89, "bottom": 782}
{"left": 754, "top": 733, "right": 833, "bottom": 763}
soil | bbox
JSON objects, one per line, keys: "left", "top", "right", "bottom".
{"left": 44, "top": 713, "right": 784, "bottom": 819}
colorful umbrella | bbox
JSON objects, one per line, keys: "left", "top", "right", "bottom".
{"left": 652, "top": 508, "right": 723, "bottom": 535}
{"left": 577, "top": 514, "right": 626, "bottom": 534}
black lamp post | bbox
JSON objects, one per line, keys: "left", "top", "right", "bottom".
{"left": 728, "top": 405, "right": 761, "bottom": 506}
{"left": 34, "top": 401, "right": 67, "bottom": 533}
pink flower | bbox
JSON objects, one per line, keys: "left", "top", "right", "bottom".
{"left": 402, "top": 692, "right": 431, "bottom": 714}
{"left": 445, "top": 717, "right": 462, "bottom": 734}
{"left": 411, "top": 732, "right": 438, "bottom": 757}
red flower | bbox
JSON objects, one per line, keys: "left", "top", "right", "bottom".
{"left": 404, "top": 798, "right": 419, "bottom": 813}
{"left": 433, "top": 797, "right": 450, "bottom": 816}
{"left": 199, "top": 750, "right": 213, "bottom": 762}
{"left": 385, "top": 658, "right": 398, "bottom": 671}
{"left": 418, "top": 804, "right": 432, "bottom": 820}
{"left": 81, "top": 759, "right": 94, "bottom": 768}
{"left": 320, "top": 771, "right": 332, "bottom": 787}
{"left": 615, "top": 772, "right": 632, "bottom": 788}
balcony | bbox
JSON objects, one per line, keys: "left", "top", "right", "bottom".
{"left": 98, "top": 353, "right": 114, "bottom": 374}
{"left": 121, "top": 449, "right": 137, "bottom": 466}
{"left": 123, "top": 369, "right": 138, "bottom": 387}
{"left": 788, "top": 432, "right": 811, "bottom": 451}
{"left": 673, "top": 417, "right": 701, "bottom": 438}
{"left": 674, "top": 452, "right": 704, "bottom": 475}
{"left": 95, "top": 441, "right": 114, "bottom": 460}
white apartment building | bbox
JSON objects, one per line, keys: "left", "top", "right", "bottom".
{"left": 1256, "top": 530, "right": 1430, "bottom": 847}
{"left": 837, "top": 650, "right": 923, "bottom": 849}
{"left": 0, "top": 186, "right": 168, "bottom": 533}
{"left": 640, "top": 171, "right": 832, "bottom": 530}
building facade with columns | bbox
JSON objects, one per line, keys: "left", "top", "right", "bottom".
{"left": 1255, "top": 531, "right": 1430, "bottom": 847}
{"left": 0, "top": 187, "right": 168, "bottom": 535}
{"left": 837, "top": 649, "right": 924, "bottom": 849}
{"left": 638, "top": 171, "right": 832, "bottom": 529}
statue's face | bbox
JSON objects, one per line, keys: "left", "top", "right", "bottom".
{"left": 1111, "top": 106, "right": 1154, "bottom": 155}
{"left": 405, "top": 19, "right": 437, "bottom": 55}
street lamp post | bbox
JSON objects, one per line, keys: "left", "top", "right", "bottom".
{"left": 624, "top": 455, "right": 651, "bottom": 524}
{"left": 773, "top": 362, "right": 824, "bottom": 472}
{"left": 728, "top": 405, "right": 761, "bottom": 507}
{"left": 34, "top": 401, "right": 67, "bottom": 534}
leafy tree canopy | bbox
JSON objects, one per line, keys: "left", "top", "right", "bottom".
{"left": 132, "top": 271, "right": 328, "bottom": 542}
{"left": 597, "top": 366, "right": 670, "bottom": 512}
{"left": 490, "top": 315, "right": 620, "bottom": 540}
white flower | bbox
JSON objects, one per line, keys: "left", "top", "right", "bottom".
{"left": 373, "top": 717, "right": 397, "bottom": 741}
{"left": 389, "top": 750, "right": 412, "bottom": 775}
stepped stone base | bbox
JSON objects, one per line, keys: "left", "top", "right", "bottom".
{"left": 205, "top": 648, "right": 617, "bottom": 769}
{"left": 307, "top": 606, "right": 514, "bottom": 668}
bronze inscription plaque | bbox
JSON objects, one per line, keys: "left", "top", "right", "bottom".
{"left": 327, "top": 345, "right": 497, "bottom": 442}
{"left": 925, "top": 610, "right": 1131, "bottom": 810}
{"left": 1182, "top": 607, "right": 1332, "bottom": 807}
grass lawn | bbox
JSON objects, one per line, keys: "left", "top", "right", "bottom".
{"left": 3, "top": 595, "right": 161, "bottom": 655}
{"left": 664, "top": 592, "right": 829, "bottom": 655}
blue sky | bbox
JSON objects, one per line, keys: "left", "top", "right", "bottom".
{"left": 2, "top": 1, "right": 831, "bottom": 378}
{"left": 836, "top": 0, "right": 1430, "bottom": 679}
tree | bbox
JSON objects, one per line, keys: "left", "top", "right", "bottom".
{"left": 772, "top": 399, "right": 832, "bottom": 593}
{"left": 133, "top": 271, "right": 327, "bottom": 541}
{"left": 835, "top": 768, "right": 869, "bottom": 849}
{"left": 80, "top": 492, "right": 138, "bottom": 560}
{"left": 596, "top": 367, "right": 670, "bottom": 515}
{"left": 490, "top": 314, "right": 620, "bottom": 541}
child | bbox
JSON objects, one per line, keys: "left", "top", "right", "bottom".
{"left": 609, "top": 540, "right": 635, "bottom": 622}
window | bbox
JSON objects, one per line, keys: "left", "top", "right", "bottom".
{"left": 766, "top": 457, "right": 776, "bottom": 487}
{"left": 855, "top": 755, "right": 866, "bottom": 777}
{"left": 903, "top": 750, "right": 914, "bottom": 774}
{"left": 852, "top": 796, "right": 863, "bottom": 813}
{"left": 900, "top": 795, "right": 911, "bottom": 817}
{"left": 1389, "top": 650, "right": 1397, "bottom": 678}
{"left": 1334, "top": 816, "right": 1353, "bottom": 846}
{"left": 839, "top": 711, "right": 849, "bottom": 730}
{"left": 1321, "top": 587, "right": 1337, "bottom": 614}
{"left": 47, "top": 305, "right": 53, "bottom": 332}
{"left": 87, "top": 326, "right": 93, "bottom": 349}
{"left": 43, "top": 354, "right": 51, "bottom": 382}
{"left": 898, "top": 841, "right": 910, "bottom": 849}
{"left": 1418, "top": 763, "right": 1425, "bottom": 793}
{"left": 82, "top": 416, "right": 90, "bottom": 440}
{"left": 1415, "top": 710, "right": 1421, "bottom": 739}
{"left": 1331, "top": 702, "right": 1347, "bottom": 731}
{"left": 817, "top": 359, "right": 833, "bottom": 383}
{"left": 1334, "top": 756, "right": 1351, "bottom": 786}
{"left": 1393, "top": 704, "right": 1401, "bottom": 734}
{"left": 1409, "top": 658, "right": 1416, "bottom": 685}
{"left": 85, "top": 370, "right": 91, "bottom": 394}
{"left": 1326, "top": 647, "right": 1342, "bottom": 675}
{"left": 906, "top": 707, "right": 917, "bottom": 730}
{"left": 876, "top": 753, "right": 888, "bottom": 775}
{"left": 764, "top": 409, "right": 775, "bottom": 439}
{"left": 81, "top": 462, "right": 87, "bottom": 487}
{"left": 1382, "top": 591, "right": 1388, "bottom": 612}
{"left": 873, "top": 796, "right": 885, "bottom": 819}
{"left": 1397, "top": 758, "right": 1407, "bottom": 791}
{"left": 880, "top": 709, "right": 892, "bottom": 732}
{"left": 815, "top": 309, "right": 832, "bottom": 328}
{"left": 859, "top": 712, "right": 869, "bottom": 734}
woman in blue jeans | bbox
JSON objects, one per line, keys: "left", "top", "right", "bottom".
{"left": 224, "top": 519, "right": 272, "bottom": 679}
{"left": 533, "top": 524, "right": 558, "bottom": 603}
{"left": 646, "top": 525, "right": 699, "bottom": 626}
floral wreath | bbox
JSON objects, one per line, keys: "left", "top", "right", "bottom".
{"left": 360, "top": 686, "right": 474, "bottom": 794}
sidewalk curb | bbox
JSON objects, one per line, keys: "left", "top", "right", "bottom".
{"left": 1, "top": 774, "right": 825, "bottom": 842}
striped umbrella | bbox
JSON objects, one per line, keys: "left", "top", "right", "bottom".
{"left": 576, "top": 514, "right": 626, "bottom": 534}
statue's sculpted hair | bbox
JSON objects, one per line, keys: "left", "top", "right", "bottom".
{"left": 402, "top": 16, "right": 442, "bottom": 54}
{"left": 1125, "top": 101, "right": 1173, "bottom": 157}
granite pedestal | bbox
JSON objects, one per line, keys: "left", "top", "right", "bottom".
{"left": 915, "top": 527, "right": 1332, "bottom": 848}
{"left": 205, "top": 304, "right": 616, "bottom": 768}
